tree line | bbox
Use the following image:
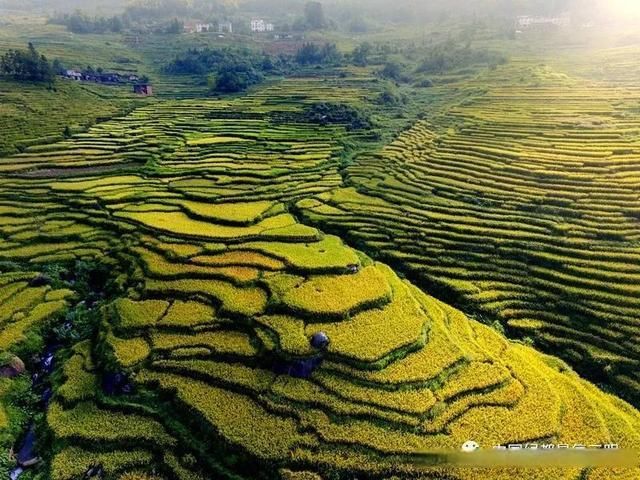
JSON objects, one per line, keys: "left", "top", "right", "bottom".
{"left": 48, "top": 10, "right": 189, "bottom": 35}
{"left": 48, "top": 11, "right": 127, "bottom": 34}
{"left": 47, "top": 0, "right": 332, "bottom": 35}
{"left": 0, "top": 43, "right": 54, "bottom": 83}
{"left": 165, "top": 47, "right": 269, "bottom": 93}
{"left": 163, "top": 41, "right": 396, "bottom": 94}
{"left": 165, "top": 37, "right": 507, "bottom": 95}
{"left": 164, "top": 41, "right": 348, "bottom": 94}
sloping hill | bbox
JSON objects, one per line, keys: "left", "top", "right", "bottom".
{"left": 0, "top": 75, "right": 639, "bottom": 479}
{"left": 298, "top": 58, "right": 640, "bottom": 405}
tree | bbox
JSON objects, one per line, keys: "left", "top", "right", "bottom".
{"left": 380, "top": 61, "right": 403, "bottom": 81}
{"left": 352, "top": 42, "right": 372, "bottom": 67}
{"left": 348, "top": 17, "right": 369, "bottom": 33}
{"left": 295, "top": 43, "right": 342, "bottom": 66}
{"left": 165, "top": 47, "right": 274, "bottom": 94}
{"left": 166, "top": 18, "right": 183, "bottom": 34}
{"left": 110, "top": 16, "right": 124, "bottom": 33}
{"left": 297, "top": 102, "right": 373, "bottom": 131}
{"left": 52, "top": 59, "right": 64, "bottom": 75}
{"left": 49, "top": 11, "right": 128, "bottom": 34}
{"left": 295, "top": 43, "right": 321, "bottom": 64}
{"left": 214, "top": 71, "right": 243, "bottom": 93}
{"left": 320, "top": 43, "right": 342, "bottom": 64}
{"left": 67, "top": 11, "right": 91, "bottom": 33}
{"left": 261, "top": 55, "right": 275, "bottom": 71}
{"left": 378, "top": 85, "right": 405, "bottom": 105}
{"left": 304, "top": 1, "right": 326, "bottom": 30}
{"left": 0, "top": 43, "right": 54, "bottom": 83}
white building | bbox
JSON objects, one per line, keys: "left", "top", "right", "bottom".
{"left": 219, "top": 21, "right": 233, "bottom": 34}
{"left": 196, "top": 23, "right": 212, "bottom": 33}
{"left": 516, "top": 14, "right": 571, "bottom": 29}
{"left": 64, "top": 70, "right": 83, "bottom": 80}
{"left": 251, "top": 19, "right": 274, "bottom": 32}
{"left": 185, "top": 23, "right": 213, "bottom": 33}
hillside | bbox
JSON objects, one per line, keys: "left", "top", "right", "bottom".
{"left": 0, "top": 68, "right": 638, "bottom": 479}
{"left": 1, "top": 4, "right": 640, "bottom": 479}
{"left": 300, "top": 49, "right": 640, "bottom": 405}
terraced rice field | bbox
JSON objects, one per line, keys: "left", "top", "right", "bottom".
{"left": 298, "top": 58, "right": 640, "bottom": 406}
{"left": 0, "top": 63, "right": 640, "bottom": 480}
{"left": 0, "top": 79, "right": 141, "bottom": 155}
{"left": 0, "top": 20, "right": 226, "bottom": 154}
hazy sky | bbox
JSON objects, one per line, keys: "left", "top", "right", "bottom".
{"left": 2, "top": 0, "right": 639, "bottom": 23}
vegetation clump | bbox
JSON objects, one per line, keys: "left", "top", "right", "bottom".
{"left": 275, "top": 102, "right": 373, "bottom": 131}
{"left": 0, "top": 43, "right": 54, "bottom": 83}
{"left": 48, "top": 11, "right": 126, "bottom": 34}
{"left": 294, "top": 43, "right": 342, "bottom": 66}
{"left": 416, "top": 42, "right": 507, "bottom": 74}
{"left": 165, "top": 47, "right": 271, "bottom": 93}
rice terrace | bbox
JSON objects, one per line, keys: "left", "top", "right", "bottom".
{"left": 1, "top": 1, "right": 640, "bottom": 479}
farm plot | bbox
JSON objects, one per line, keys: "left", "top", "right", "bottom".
{"left": 297, "top": 59, "right": 640, "bottom": 406}
{"left": 0, "top": 73, "right": 639, "bottom": 480}
{"left": 0, "top": 79, "right": 142, "bottom": 156}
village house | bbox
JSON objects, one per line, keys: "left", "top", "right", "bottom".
{"left": 61, "top": 68, "right": 145, "bottom": 87}
{"left": 133, "top": 83, "right": 153, "bottom": 96}
{"left": 516, "top": 14, "right": 571, "bottom": 30}
{"left": 99, "top": 72, "right": 123, "bottom": 83}
{"left": 251, "top": 19, "right": 274, "bottom": 33}
{"left": 273, "top": 33, "right": 304, "bottom": 41}
{"left": 64, "top": 69, "right": 83, "bottom": 81}
{"left": 218, "top": 21, "right": 233, "bottom": 34}
{"left": 184, "top": 22, "right": 213, "bottom": 33}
